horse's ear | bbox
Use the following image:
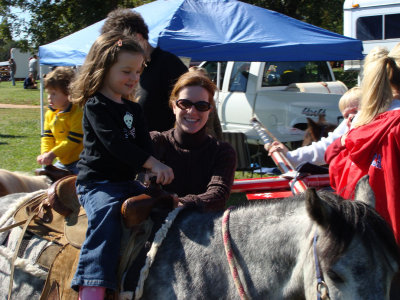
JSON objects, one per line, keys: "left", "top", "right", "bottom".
{"left": 306, "top": 118, "right": 318, "bottom": 141}
{"left": 305, "top": 188, "right": 333, "bottom": 229}
{"left": 354, "top": 175, "right": 375, "bottom": 208}
{"left": 318, "top": 114, "right": 327, "bottom": 123}
{"left": 306, "top": 117, "right": 316, "bottom": 127}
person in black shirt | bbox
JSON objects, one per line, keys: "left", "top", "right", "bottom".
{"left": 69, "top": 32, "right": 174, "bottom": 299}
{"left": 101, "top": 8, "right": 188, "bottom": 132}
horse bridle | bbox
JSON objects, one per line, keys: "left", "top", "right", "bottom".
{"left": 313, "top": 231, "right": 331, "bottom": 300}
{"left": 222, "top": 207, "right": 331, "bottom": 300}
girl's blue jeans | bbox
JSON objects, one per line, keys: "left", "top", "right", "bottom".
{"left": 71, "top": 179, "right": 146, "bottom": 290}
{"left": 54, "top": 160, "right": 79, "bottom": 175}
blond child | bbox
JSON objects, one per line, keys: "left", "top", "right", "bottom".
{"left": 36, "top": 67, "right": 83, "bottom": 174}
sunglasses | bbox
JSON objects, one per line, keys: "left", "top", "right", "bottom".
{"left": 175, "top": 99, "right": 211, "bottom": 112}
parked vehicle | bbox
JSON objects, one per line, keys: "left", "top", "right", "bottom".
{"left": 343, "top": 0, "right": 400, "bottom": 71}
{"left": 200, "top": 61, "right": 346, "bottom": 145}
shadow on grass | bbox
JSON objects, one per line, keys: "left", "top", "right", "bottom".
{"left": 0, "top": 134, "right": 26, "bottom": 138}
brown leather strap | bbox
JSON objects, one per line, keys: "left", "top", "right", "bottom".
{"left": 8, "top": 212, "right": 36, "bottom": 300}
{"left": 0, "top": 219, "right": 28, "bottom": 233}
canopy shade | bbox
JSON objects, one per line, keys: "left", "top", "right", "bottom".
{"left": 38, "top": 0, "right": 363, "bottom": 66}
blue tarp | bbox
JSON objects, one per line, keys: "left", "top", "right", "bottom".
{"left": 38, "top": 0, "right": 363, "bottom": 66}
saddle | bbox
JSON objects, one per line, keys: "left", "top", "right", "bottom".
{"left": 4, "top": 175, "right": 174, "bottom": 299}
{"left": 35, "top": 165, "right": 73, "bottom": 183}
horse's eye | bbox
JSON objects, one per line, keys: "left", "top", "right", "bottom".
{"left": 327, "top": 270, "right": 344, "bottom": 283}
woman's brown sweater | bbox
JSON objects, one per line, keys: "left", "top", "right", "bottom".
{"left": 150, "top": 127, "right": 236, "bottom": 211}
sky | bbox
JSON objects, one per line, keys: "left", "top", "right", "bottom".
{"left": 9, "top": 6, "right": 31, "bottom": 40}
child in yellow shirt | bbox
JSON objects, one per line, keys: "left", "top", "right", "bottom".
{"left": 36, "top": 67, "right": 83, "bottom": 174}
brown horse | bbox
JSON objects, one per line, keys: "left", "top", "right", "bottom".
{"left": 302, "top": 115, "right": 337, "bottom": 146}
{"left": 0, "top": 169, "right": 50, "bottom": 197}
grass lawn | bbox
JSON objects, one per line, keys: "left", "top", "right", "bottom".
{"left": 0, "top": 108, "right": 41, "bottom": 173}
{"left": 0, "top": 80, "right": 43, "bottom": 106}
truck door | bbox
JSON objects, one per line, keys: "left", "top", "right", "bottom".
{"left": 218, "top": 61, "right": 256, "bottom": 135}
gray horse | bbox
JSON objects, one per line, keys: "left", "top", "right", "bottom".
{"left": 137, "top": 177, "right": 399, "bottom": 299}
{"left": 0, "top": 177, "right": 399, "bottom": 299}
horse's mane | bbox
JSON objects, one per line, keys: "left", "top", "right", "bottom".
{"left": 318, "top": 191, "right": 400, "bottom": 268}
{"left": 239, "top": 192, "right": 400, "bottom": 270}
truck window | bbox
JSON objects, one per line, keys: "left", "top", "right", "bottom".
{"left": 356, "top": 13, "right": 400, "bottom": 41}
{"left": 229, "top": 62, "right": 250, "bottom": 92}
{"left": 200, "top": 61, "right": 227, "bottom": 88}
{"left": 261, "top": 61, "right": 332, "bottom": 87}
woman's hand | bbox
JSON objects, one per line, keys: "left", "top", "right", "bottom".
{"left": 143, "top": 156, "right": 174, "bottom": 185}
{"left": 267, "top": 141, "right": 289, "bottom": 156}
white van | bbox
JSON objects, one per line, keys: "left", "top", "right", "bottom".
{"left": 343, "top": 0, "right": 400, "bottom": 70}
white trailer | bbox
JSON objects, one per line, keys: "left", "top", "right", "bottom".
{"left": 343, "top": 0, "right": 400, "bottom": 71}
{"left": 10, "top": 48, "right": 32, "bottom": 79}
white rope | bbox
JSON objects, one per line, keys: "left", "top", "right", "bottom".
{"left": 0, "top": 245, "right": 48, "bottom": 279}
{"left": 0, "top": 190, "right": 46, "bottom": 228}
{"left": 120, "top": 207, "right": 183, "bottom": 300}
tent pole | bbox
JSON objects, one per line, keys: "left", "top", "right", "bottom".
{"left": 39, "top": 63, "right": 44, "bottom": 135}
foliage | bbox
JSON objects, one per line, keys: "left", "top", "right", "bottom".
{"left": 242, "top": 0, "right": 344, "bottom": 34}
{"left": 333, "top": 68, "right": 359, "bottom": 89}
{"left": 1, "top": 0, "right": 153, "bottom": 50}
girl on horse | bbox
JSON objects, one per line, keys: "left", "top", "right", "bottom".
{"left": 69, "top": 32, "right": 174, "bottom": 299}
{"left": 325, "top": 44, "right": 400, "bottom": 245}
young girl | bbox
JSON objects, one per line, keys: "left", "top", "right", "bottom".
{"left": 70, "top": 32, "right": 174, "bottom": 299}
{"left": 325, "top": 44, "right": 400, "bottom": 244}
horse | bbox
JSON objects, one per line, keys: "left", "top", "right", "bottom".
{"left": 0, "top": 169, "right": 50, "bottom": 197}
{"left": 0, "top": 176, "right": 399, "bottom": 299}
{"left": 302, "top": 115, "right": 337, "bottom": 146}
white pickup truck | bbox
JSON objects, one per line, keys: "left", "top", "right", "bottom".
{"left": 200, "top": 61, "right": 348, "bottom": 145}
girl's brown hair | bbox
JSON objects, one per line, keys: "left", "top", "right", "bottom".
{"left": 44, "top": 67, "right": 75, "bottom": 95}
{"left": 169, "top": 71, "right": 217, "bottom": 109}
{"left": 70, "top": 31, "right": 145, "bottom": 107}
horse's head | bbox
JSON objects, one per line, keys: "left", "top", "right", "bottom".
{"left": 304, "top": 176, "right": 400, "bottom": 300}
{"left": 302, "top": 115, "right": 337, "bottom": 146}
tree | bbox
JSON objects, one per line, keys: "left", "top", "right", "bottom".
{"left": 4, "top": 0, "right": 152, "bottom": 49}
{"left": 242, "top": 0, "right": 344, "bottom": 34}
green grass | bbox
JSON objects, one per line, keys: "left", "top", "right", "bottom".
{"left": 0, "top": 80, "right": 43, "bottom": 105}
{"left": 0, "top": 108, "right": 41, "bottom": 173}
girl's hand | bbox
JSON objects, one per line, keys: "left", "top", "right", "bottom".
{"left": 267, "top": 141, "right": 289, "bottom": 156}
{"left": 340, "top": 132, "right": 349, "bottom": 146}
{"left": 143, "top": 156, "right": 174, "bottom": 185}
{"left": 37, "top": 152, "right": 55, "bottom": 165}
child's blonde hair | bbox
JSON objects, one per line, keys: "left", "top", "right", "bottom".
{"left": 338, "top": 86, "right": 362, "bottom": 114}
{"left": 354, "top": 43, "right": 400, "bottom": 127}
{"left": 44, "top": 67, "right": 75, "bottom": 95}
{"left": 70, "top": 31, "right": 145, "bottom": 107}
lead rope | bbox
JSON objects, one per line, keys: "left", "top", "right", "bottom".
{"left": 131, "top": 206, "right": 183, "bottom": 300}
{"left": 222, "top": 206, "right": 249, "bottom": 300}
{"left": 313, "top": 232, "right": 330, "bottom": 300}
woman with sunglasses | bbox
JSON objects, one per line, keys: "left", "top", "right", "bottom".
{"left": 150, "top": 71, "right": 236, "bottom": 211}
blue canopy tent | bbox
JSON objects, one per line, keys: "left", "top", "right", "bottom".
{"left": 37, "top": 0, "right": 363, "bottom": 133}
{"left": 38, "top": 0, "right": 363, "bottom": 65}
